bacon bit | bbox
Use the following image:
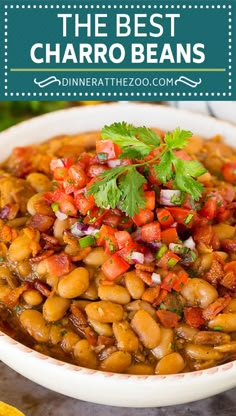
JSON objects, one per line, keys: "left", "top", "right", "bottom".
{"left": 142, "top": 285, "right": 161, "bottom": 304}
{"left": 135, "top": 269, "right": 152, "bottom": 286}
{"left": 153, "top": 289, "right": 168, "bottom": 307}
{"left": 224, "top": 262, "right": 236, "bottom": 273}
{"left": 221, "top": 239, "right": 236, "bottom": 253}
{"left": 70, "top": 304, "right": 88, "bottom": 328}
{"left": 71, "top": 247, "right": 92, "bottom": 262}
{"left": 193, "top": 224, "right": 213, "bottom": 246}
{"left": 205, "top": 253, "right": 225, "bottom": 287}
{"left": 33, "top": 199, "right": 54, "bottom": 216}
{"left": 29, "top": 250, "right": 54, "bottom": 263}
{"left": 28, "top": 213, "right": 55, "bottom": 233}
{"left": 84, "top": 326, "right": 98, "bottom": 346}
{"left": 33, "top": 279, "right": 51, "bottom": 297}
{"left": 3, "top": 282, "right": 31, "bottom": 308}
{"left": 63, "top": 232, "right": 79, "bottom": 247}
{"left": 135, "top": 263, "right": 155, "bottom": 273}
{"left": 97, "top": 335, "right": 115, "bottom": 347}
{"left": 220, "top": 272, "right": 236, "bottom": 292}
{"left": 156, "top": 309, "right": 180, "bottom": 328}
{"left": 202, "top": 295, "right": 231, "bottom": 321}
{"left": 41, "top": 234, "right": 59, "bottom": 246}
{"left": 44, "top": 252, "right": 72, "bottom": 277}
{"left": 184, "top": 307, "right": 205, "bottom": 328}
{"left": 0, "top": 225, "right": 18, "bottom": 242}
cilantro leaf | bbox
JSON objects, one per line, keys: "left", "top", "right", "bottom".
{"left": 153, "top": 150, "right": 174, "bottom": 183}
{"left": 132, "top": 126, "right": 161, "bottom": 147}
{"left": 119, "top": 167, "right": 147, "bottom": 217}
{"left": 87, "top": 166, "right": 124, "bottom": 209}
{"left": 164, "top": 128, "right": 192, "bottom": 149}
{"left": 101, "top": 122, "right": 154, "bottom": 159}
{"left": 173, "top": 158, "right": 205, "bottom": 200}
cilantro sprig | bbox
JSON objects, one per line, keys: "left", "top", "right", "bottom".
{"left": 88, "top": 122, "right": 206, "bottom": 217}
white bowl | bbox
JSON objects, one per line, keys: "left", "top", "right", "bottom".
{"left": 0, "top": 103, "right": 236, "bottom": 407}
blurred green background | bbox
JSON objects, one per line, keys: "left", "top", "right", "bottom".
{"left": 0, "top": 101, "right": 101, "bottom": 131}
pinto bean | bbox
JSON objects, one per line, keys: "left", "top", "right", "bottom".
{"left": 58, "top": 267, "right": 89, "bottom": 299}
{"left": 180, "top": 278, "right": 218, "bottom": 308}
{"left": 98, "top": 285, "right": 131, "bottom": 305}
{"left": 23, "top": 289, "right": 43, "bottom": 306}
{"left": 85, "top": 301, "right": 124, "bottom": 323}
{"left": 131, "top": 310, "right": 161, "bottom": 349}
{"left": 125, "top": 271, "right": 145, "bottom": 299}
{"left": 113, "top": 320, "right": 139, "bottom": 352}
{"left": 83, "top": 247, "right": 109, "bottom": 267}
{"left": 20, "top": 310, "right": 50, "bottom": 343}
{"left": 155, "top": 352, "right": 185, "bottom": 375}
{"left": 100, "top": 351, "right": 131, "bottom": 373}
{"left": 73, "top": 339, "right": 98, "bottom": 369}
{"left": 43, "top": 295, "right": 70, "bottom": 322}
{"left": 26, "top": 173, "right": 52, "bottom": 193}
{"left": 152, "top": 327, "right": 174, "bottom": 359}
{"left": 185, "top": 344, "right": 224, "bottom": 361}
{"left": 193, "top": 331, "right": 231, "bottom": 345}
{"left": 208, "top": 313, "right": 236, "bottom": 332}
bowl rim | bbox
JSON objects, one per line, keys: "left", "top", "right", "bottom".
{"left": 0, "top": 102, "right": 236, "bottom": 385}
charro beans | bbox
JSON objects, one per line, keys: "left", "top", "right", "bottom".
{"left": 208, "top": 313, "right": 236, "bottom": 332}
{"left": 73, "top": 339, "right": 98, "bottom": 369}
{"left": 113, "top": 320, "right": 139, "bottom": 352}
{"left": 131, "top": 310, "right": 161, "bottom": 349}
{"left": 185, "top": 344, "right": 224, "bottom": 361}
{"left": 23, "top": 289, "right": 43, "bottom": 306}
{"left": 100, "top": 351, "right": 132, "bottom": 373}
{"left": 58, "top": 268, "right": 89, "bottom": 299}
{"left": 43, "top": 295, "right": 70, "bottom": 322}
{"left": 85, "top": 301, "right": 124, "bottom": 323}
{"left": 98, "top": 285, "right": 131, "bottom": 305}
{"left": 152, "top": 327, "right": 174, "bottom": 359}
{"left": 125, "top": 271, "right": 145, "bottom": 299}
{"left": 181, "top": 278, "right": 218, "bottom": 308}
{"left": 19, "top": 310, "right": 50, "bottom": 343}
{"left": 155, "top": 352, "right": 185, "bottom": 375}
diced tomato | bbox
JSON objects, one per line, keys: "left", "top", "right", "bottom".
{"left": 156, "top": 309, "right": 180, "bottom": 328}
{"left": 216, "top": 209, "right": 231, "bottom": 222}
{"left": 118, "top": 247, "right": 136, "bottom": 264}
{"left": 74, "top": 191, "right": 95, "bottom": 216}
{"left": 58, "top": 194, "right": 77, "bottom": 216}
{"left": 115, "top": 231, "right": 133, "bottom": 249}
{"left": 103, "top": 212, "right": 121, "bottom": 228}
{"left": 156, "top": 208, "right": 175, "bottom": 229}
{"left": 83, "top": 207, "right": 107, "bottom": 228}
{"left": 167, "top": 207, "right": 197, "bottom": 228}
{"left": 199, "top": 197, "right": 217, "bottom": 220}
{"left": 96, "top": 140, "right": 121, "bottom": 160}
{"left": 184, "top": 307, "right": 205, "bottom": 328}
{"left": 118, "top": 216, "right": 134, "bottom": 230}
{"left": 174, "top": 150, "right": 192, "bottom": 161}
{"left": 160, "top": 270, "right": 189, "bottom": 292}
{"left": 132, "top": 208, "right": 154, "bottom": 227}
{"left": 172, "top": 270, "right": 190, "bottom": 292}
{"left": 104, "top": 235, "right": 119, "bottom": 255}
{"left": 101, "top": 253, "right": 130, "bottom": 280}
{"left": 96, "top": 224, "right": 116, "bottom": 246}
{"left": 141, "top": 222, "right": 161, "bottom": 243}
{"left": 67, "top": 165, "right": 87, "bottom": 188}
{"left": 77, "top": 152, "right": 93, "bottom": 169}
{"left": 143, "top": 191, "right": 155, "bottom": 210}
{"left": 87, "top": 164, "right": 109, "bottom": 178}
{"left": 45, "top": 252, "right": 72, "bottom": 277}
{"left": 161, "top": 272, "right": 177, "bottom": 292}
{"left": 221, "top": 162, "right": 236, "bottom": 185}
{"left": 192, "top": 224, "right": 213, "bottom": 246}
{"left": 157, "top": 250, "right": 180, "bottom": 269}
{"left": 161, "top": 227, "right": 178, "bottom": 245}
{"left": 53, "top": 167, "right": 68, "bottom": 181}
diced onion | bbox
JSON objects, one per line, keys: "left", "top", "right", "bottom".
{"left": 55, "top": 210, "right": 68, "bottom": 221}
{"left": 131, "top": 251, "right": 144, "bottom": 264}
{"left": 183, "top": 236, "right": 196, "bottom": 250}
{"left": 151, "top": 272, "right": 161, "bottom": 286}
{"left": 107, "top": 159, "right": 122, "bottom": 168}
{"left": 71, "top": 222, "right": 99, "bottom": 237}
{"left": 169, "top": 243, "right": 183, "bottom": 253}
{"left": 160, "top": 189, "right": 181, "bottom": 206}
{"left": 50, "top": 159, "right": 64, "bottom": 171}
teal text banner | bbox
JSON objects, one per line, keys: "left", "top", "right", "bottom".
{"left": 0, "top": 0, "right": 235, "bottom": 100}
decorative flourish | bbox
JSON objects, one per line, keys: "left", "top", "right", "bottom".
{"left": 175, "top": 76, "right": 202, "bottom": 88}
{"left": 34, "top": 76, "right": 61, "bottom": 88}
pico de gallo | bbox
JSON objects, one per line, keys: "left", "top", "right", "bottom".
{"left": 0, "top": 123, "right": 236, "bottom": 375}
